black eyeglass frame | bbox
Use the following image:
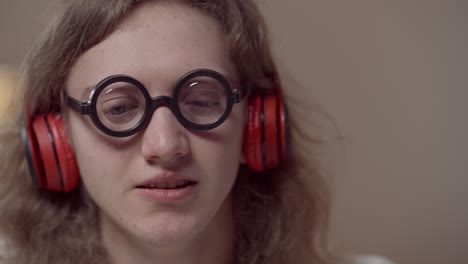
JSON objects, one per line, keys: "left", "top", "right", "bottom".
{"left": 63, "top": 69, "right": 243, "bottom": 137}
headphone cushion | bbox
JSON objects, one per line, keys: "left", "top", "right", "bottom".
{"left": 31, "top": 114, "right": 79, "bottom": 192}
{"left": 45, "top": 114, "right": 79, "bottom": 192}
{"left": 262, "top": 93, "right": 280, "bottom": 169}
{"left": 276, "top": 91, "right": 289, "bottom": 161}
{"left": 243, "top": 95, "right": 264, "bottom": 171}
{"left": 22, "top": 121, "right": 46, "bottom": 188}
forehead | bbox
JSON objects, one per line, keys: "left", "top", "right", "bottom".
{"left": 66, "top": 2, "right": 237, "bottom": 99}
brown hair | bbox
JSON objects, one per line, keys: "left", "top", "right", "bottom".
{"left": 0, "top": 0, "right": 332, "bottom": 263}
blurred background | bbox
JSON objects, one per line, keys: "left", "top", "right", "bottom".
{"left": 1, "top": 0, "right": 467, "bottom": 263}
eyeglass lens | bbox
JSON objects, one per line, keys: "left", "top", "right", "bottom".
{"left": 94, "top": 75, "right": 228, "bottom": 133}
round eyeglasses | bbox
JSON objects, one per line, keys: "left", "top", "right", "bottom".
{"left": 63, "top": 69, "right": 244, "bottom": 137}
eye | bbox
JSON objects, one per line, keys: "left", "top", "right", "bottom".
{"left": 184, "top": 91, "right": 221, "bottom": 108}
{"left": 180, "top": 81, "right": 225, "bottom": 116}
{"left": 96, "top": 83, "right": 146, "bottom": 128}
{"left": 101, "top": 96, "right": 141, "bottom": 124}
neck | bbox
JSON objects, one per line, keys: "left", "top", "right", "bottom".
{"left": 101, "top": 197, "right": 234, "bottom": 264}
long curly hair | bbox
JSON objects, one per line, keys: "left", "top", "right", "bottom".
{"left": 0, "top": 0, "right": 333, "bottom": 263}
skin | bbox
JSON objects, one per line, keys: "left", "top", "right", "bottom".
{"left": 64, "top": 2, "right": 247, "bottom": 264}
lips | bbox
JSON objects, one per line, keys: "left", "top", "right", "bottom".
{"left": 135, "top": 174, "right": 198, "bottom": 202}
{"left": 137, "top": 179, "right": 196, "bottom": 190}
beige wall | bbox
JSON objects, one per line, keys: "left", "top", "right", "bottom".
{"left": 260, "top": 1, "right": 468, "bottom": 264}
{"left": 1, "top": 1, "right": 467, "bottom": 264}
{"left": 0, "top": 0, "right": 54, "bottom": 66}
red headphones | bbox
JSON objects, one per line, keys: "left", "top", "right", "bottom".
{"left": 22, "top": 112, "right": 80, "bottom": 192}
{"left": 22, "top": 79, "right": 289, "bottom": 192}
{"left": 243, "top": 78, "right": 290, "bottom": 172}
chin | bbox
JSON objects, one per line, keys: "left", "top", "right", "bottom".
{"left": 134, "top": 215, "right": 208, "bottom": 247}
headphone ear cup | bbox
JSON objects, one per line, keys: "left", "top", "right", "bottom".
{"left": 243, "top": 90, "right": 290, "bottom": 172}
{"left": 30, "top": 114, "right": 79, "bottom": 192}
{"left": 243, "top": 95, "right": 264, "bottom": 171}
{"left": 262, "top": 93, "right": 280, "bottom": 169}
{"left": 22, "top": 119, "right": 46, "bottom": 189}
{"left": 276, "top": 90, "right": 290, "bottom": 162}
{"left": 45, "top": 114, "right": 80, "bottom": 192}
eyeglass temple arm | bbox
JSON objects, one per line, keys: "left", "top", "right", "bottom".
{"left": 232, "top": 89, "right": 242, "bottom": 103}
{"left": 62, "top": 92, "right": 91, "bottom": 115}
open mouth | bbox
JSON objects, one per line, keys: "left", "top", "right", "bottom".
{"left": 136, "top": 180, "right": 197, "bottom": 190}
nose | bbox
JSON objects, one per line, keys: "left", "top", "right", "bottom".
{"left": 140, "top": 106, "right": 190, "bottom": 163}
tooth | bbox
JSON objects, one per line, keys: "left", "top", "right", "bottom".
{"left": 156, "top": 182, "right": 168, "bottom": 189}
{"left": 177, "top": 180, "right": 185, "bottom": 187}
{"left": 167, "top": 181, "right": 177, "bottom": 189}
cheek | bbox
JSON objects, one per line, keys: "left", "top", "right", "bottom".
{"left": 65, "top": 113, "right": 132, "bottom": 186}
{"left": 69, "top": 130, "right": 106, "bottom": 187}
{"left": 193, "top": 108, "right": 246, "bottom": 182}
